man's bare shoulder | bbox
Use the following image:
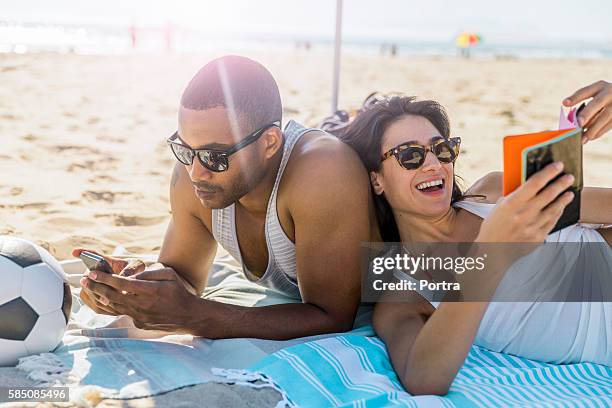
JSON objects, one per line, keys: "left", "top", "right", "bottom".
{"left": 278, "top": 129, "right": 371, "bottom": 223}
{"left": 289, "top": 129, "right": 367, "bottom": 174}
{"left": 285, "top": 129, "right": 370, "bottom": 194}
{"left": 465, "top": 171, "right": 503, "bottom": 203}
{"left": 169, "top": 163, "right": 213, "bottom": 229}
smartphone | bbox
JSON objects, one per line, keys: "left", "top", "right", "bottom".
{"left": 567, "top": 102, "right": 587, "bottom": 126}
{"left": 522, "top": 128, "right": 583, "bottom": 233}
{"left": 80, "top": 251, "right": 113, "bottom": 274}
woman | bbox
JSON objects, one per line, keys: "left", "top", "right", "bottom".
{"left": 336, "top": 94, "right": 612, "bottom": 395}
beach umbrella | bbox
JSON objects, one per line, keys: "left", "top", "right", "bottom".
{"left": 331, "top": 0, "right": 343, "bottom": 113}
{"left": 469, "top": 33, "right": 482, "bottom": 45}
{"left": 456, "top": 32, "right": 482, "bottom": 48}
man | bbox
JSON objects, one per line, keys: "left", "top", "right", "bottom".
{"left": 75, "top": 55, "right": 376, "bottom": 339}
{"left": 75, "top": 55, "right": 611, "bottom": 339}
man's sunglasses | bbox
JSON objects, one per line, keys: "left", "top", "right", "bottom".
{"left": 381, "top": 137, "right": 461, "bottom": 170}
{"left": 167, "top": 121, "right": 281, "bottom": 172}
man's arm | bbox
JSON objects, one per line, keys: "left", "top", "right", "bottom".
{"left": 186, "top": 137, "right": 372, "bottom": 339}
{"left": 83, "top": 143, "right": 371, "bottom": 338}
{"left": 79, "top": 163, "right": 217, "bottom": 315}
{"left": 157, "top": 163, "right": 217, "bottom": 293}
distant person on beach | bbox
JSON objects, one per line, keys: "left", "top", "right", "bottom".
{"left": 129, "top": 24, "right": 137, "bottom": 49}
{"left": 74, "top": 55, "right": 377, "bottom": 339}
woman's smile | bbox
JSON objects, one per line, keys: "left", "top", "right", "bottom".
{"left": 414, "top": 176, "right": 446, "bottom": 198}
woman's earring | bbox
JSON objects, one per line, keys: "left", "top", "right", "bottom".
{"left": 370, "top": 172, "right": 384, "bottom": 195}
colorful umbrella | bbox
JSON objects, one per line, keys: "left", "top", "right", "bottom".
{"left": 456, "top": 32, "right": 482, "bottom": 48}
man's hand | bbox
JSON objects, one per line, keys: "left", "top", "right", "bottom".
{"left": 81, "top": 266, "right": 201, "bottom": 332}
{"left": 72, "top": 247, "right": 146, "bottom": 315}
{"left": 563, "top": 80, "right": 612, "bottom": 143}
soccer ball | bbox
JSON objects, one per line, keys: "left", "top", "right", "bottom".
{"left": 0, "top": 236, "right": 72, "bottom": 366}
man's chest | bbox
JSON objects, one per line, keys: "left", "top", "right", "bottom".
{"left": 233, "top": 200, "right": 294, "bottom": 277}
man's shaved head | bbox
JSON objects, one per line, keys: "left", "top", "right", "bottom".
{"left": 177, "top": 56, "right": 285, "bottom": 209}
{"left": 180, "top": 55, "right": 282, "bottom": 133}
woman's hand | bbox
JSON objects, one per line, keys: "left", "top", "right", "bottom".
{"left": 564, "top": 80, "right": 612, "bottom": 143}
{"left": 476, "top": 162, "right": 575, "bottom": 243}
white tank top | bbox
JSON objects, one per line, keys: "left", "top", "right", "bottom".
{"left": 211, "top": 120, "right": 315, "bottom": 300}
{"left": 399, "top": 200, "right": 612, "bottom": 365}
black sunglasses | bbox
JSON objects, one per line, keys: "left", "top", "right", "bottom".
{"left": 167, "top": 121, "right": 281, "bottom": 172}
{"left": 381, "top": 137, "right": 461, "bottom": 170}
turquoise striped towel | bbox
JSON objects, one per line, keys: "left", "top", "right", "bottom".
{"left": 236, "top": 328, "right": 612, "bottom": 407}
{"left": 16, "top": 254, "right": 374, "bottom": 404}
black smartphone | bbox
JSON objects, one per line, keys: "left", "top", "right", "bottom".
{"left": 80, "top": 251, "right": 113, "bottom": 274}
{"left": 524, "top": 128, "right": 583, "bottom": 233}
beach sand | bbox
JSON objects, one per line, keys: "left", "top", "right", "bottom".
{"left": 0, "top": 51, "right": 610, "bottom": 259}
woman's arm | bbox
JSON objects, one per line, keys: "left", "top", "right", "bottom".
{"left": 580, "top": 187, "right": 612, "bottom": 224}
{"left": 465, "top": 171, "right": 502, "bottom": 203}
{"left": 374, "top": 300, "right": 489, "bottom": 396}
{"left": 467, "top": 174, "right": 611, "bottom": 225}
{"left": 582, "top": 187, "right": 612, "bottom": 246}
{"left": 373, "top": 299, "right": 431, "bottom": 391}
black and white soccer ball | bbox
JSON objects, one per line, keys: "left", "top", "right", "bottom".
{"left": 0, "top": 236, "right": 72, "bottom": 366}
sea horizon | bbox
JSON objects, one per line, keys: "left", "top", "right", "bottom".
{"left": 1, "top": 20, "right": 611, "bottom": 60}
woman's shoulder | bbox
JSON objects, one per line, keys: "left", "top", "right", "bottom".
{"left": 464, "top": 171, "right": 503, "bottom": 203}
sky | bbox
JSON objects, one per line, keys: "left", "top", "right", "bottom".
{"left": 2, "top": 0, "right": 612, "bottom": 45}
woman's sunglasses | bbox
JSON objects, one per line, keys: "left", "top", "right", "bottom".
{"left": 167, "top": 121, "right": 281, "bottom": 172}
{"left": 381, "top": 137, "right": 461, "bottom": 170}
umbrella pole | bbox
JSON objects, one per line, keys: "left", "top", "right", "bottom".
{"left": 331, "top": 0, "right": 343, "bottom": 114}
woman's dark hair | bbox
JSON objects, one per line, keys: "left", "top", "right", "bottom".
{"left": 335, "top": 95, "right": 470, "bottom": 242}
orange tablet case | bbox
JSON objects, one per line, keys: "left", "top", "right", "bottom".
{"left": 502, "top": 128, "right": 577, "bottom": 196}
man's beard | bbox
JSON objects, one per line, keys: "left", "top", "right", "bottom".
{"left": 198, "top": 170, "right": 262, "bottom": 209}
{"left": 213, "top": 180, "right": 249, "bottom": 209}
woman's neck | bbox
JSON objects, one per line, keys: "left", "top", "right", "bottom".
{"left": 394, "top": 206, "right": 459, "bottom": 243}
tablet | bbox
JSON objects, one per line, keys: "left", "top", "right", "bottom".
{"left": 503, "top": 127, "right": 583, "bottom": 232}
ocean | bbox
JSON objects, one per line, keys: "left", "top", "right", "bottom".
{"left": 1, "top": 20, "right": 611, "bottom": 60}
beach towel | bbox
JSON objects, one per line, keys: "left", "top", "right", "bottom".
{"left": 15, "top": 248, "right": 372, "bottom": 406}
{"left": 229, "top": 332, "right": 612, "bottom": 407}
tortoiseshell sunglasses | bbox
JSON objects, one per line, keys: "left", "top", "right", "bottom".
{"left": 381, "top": 137, "right": 461, "bottom": 170}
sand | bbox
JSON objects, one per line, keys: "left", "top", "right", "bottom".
{"left": 0, "top": 367, "right": 283, "bottom": 407}
{"left": 0, "top": 51, "right": 610, "bottom": 259}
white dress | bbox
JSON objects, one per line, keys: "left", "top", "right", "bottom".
{"left": 405, "top": 200, "right": 612, "bottom": 366}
